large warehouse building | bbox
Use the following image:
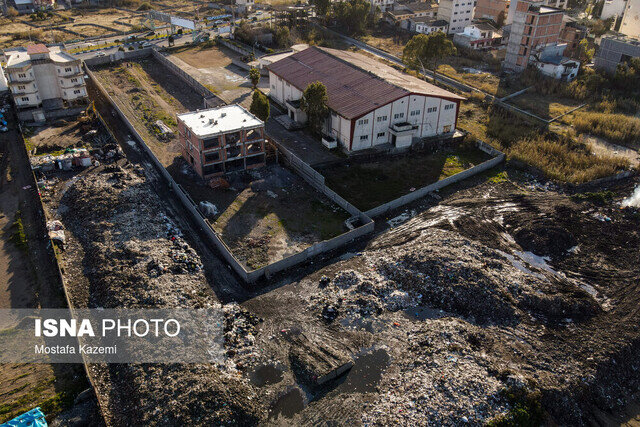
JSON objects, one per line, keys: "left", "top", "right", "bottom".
{"left": 267, "top": 47, "right": 464, "bottom": 152}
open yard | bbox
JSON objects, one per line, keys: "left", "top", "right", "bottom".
{"left": 92, "top": 57, "right": 203, "bottom": 167}
{"left": 167, "top": 44, "right": 259, "bottom": 107}
{"left": 174, "top": 163, "right": 350, "bottom": 270}
{"left": 321, "top": 146, "right": 491, "bottom": 211}
{"left": 505, "top": 91, "right": 586, "bottom": 120}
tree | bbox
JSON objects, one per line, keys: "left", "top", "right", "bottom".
{"left": 496, "top": 10, "right": 506, "bottom": 28}
{"left": 274, "top": 26, "right": 290, "bottom": 48}
{"left": 577, "top": 38, "right": 594, "bottom": 63}
{"left": 249, "top": 90, "right": 270, "bottom": 122}
{"left": 311, "top": 0, "right": 331, "bottom": 18}
{"left": 249, "top": 67, "right": 261, "bottom": 89}
{"left": 403, "top": 32, "right": 456, "bottom": 83}
{"left": 7, "top": 7, "right": 19, "bottom": 19}
{"left": 332, "top": 0, "right": 372, "bottom": 35}
{"left": 300, "top": 81, "right": 329, "bottom": 136}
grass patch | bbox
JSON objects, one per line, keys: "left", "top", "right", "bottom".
{"left": 573, "top": 111, "right": 640, "bottom": 147}
{"left": 487, "top": 387, "right": 544, "bottom": 427}
{"left": 10, "top": 211, "right": 27, "bottom": 252}
{"left": 323, "top": 146, "right": 490, "bottom": 211}
{"left": 571, "top": 191, "right": 615, "bottom": 206}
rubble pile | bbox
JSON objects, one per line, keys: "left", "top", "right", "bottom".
{"left": 223, "top": 303, "right": 263, "bottom": 371}
{"left": 361, "top": 319, "right": 509, "bottom": 425}
{"left": 58, "top": 164, "right": 264, "bottom": 424}
{"left": 311, "top": 228, "right": 598, "bottom": 327}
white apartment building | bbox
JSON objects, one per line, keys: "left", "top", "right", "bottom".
{"left": 437, "top": 0, "right": 477, "bottom": 33}
{"left": 267, "top": 47, "right": 463, "bottom": 152}
{"left": 368, "top": 0, "right": 395, "bottom": 12}
{"left": 4, "top": 44, "right": 87, "bottom": 122}
{"left": 236, "top": 0, "right": 254, "bottom": 12}
{"left": 601, "top": 0, "right": 627, "bottom": 19}
{"left": 620, "top": 0, "right": 640, "bottom": 38}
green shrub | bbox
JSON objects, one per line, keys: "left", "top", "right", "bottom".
{"left": 137, "top": 1, "right": 151, "bottom": 10}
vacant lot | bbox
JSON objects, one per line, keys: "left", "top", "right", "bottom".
{"left": 167, "top": 44, "right": 259, "bottom": 107}
{"left": 505, "top": 91, "right": 585, "bottom": 120}
{"left": 176, "top": 163, "right": 350, "bottom": 270}
{"left": 92, "top": 58, "right": 203, "bottom": 167}
{"left": 322, "top": 146, "right": 491, "bottom": 211}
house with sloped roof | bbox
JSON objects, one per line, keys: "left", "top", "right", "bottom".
{"left": 267, "top": 46, "right": 464, "bottom": 152}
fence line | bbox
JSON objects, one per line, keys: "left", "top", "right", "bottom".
{"left": 86, "top": 65, "right": 374, "bottom": 283}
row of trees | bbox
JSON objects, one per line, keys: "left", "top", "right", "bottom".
{"left": 312, "top": 0, "right": 380, "bottom": 35}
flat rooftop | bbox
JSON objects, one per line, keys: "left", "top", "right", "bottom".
{"left": 6, "top": 46, "right": 79, "bottom": 69}
{"left": 178, "top": 104, "right": 263, "bottom": 138}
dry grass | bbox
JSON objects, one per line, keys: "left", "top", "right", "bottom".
{"left": 458, "top": 103, "right": 630, "bottom": 183}
{"left": 573, "top": 112, "right": 640, "bottom": 147}
{"left": 506, "top": 91, "right": 585, "bottom": 120}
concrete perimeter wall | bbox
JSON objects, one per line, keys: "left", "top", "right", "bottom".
{"left": 364, "top": 141, "right": 505, "bottom": 218}
{"left": 86, "top": 64, "right": 374, "bottom": 283}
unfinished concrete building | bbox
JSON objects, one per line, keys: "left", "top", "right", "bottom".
{"left": 177, "top": 105, "right": 266, "bottom": 179}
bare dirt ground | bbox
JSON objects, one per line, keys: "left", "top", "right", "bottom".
{"left": 0, "top": 106, "right": 94, "bottom": 424}
{"left": 233, "top": 172, "right": 640, "bottom": 425}
{"left": 92, "top": 58, "right": 203, "bottom": 167}
{"left": 167, "top": 45, "right": 265, "bottom": 107}
{"left": 175, "top": 163, "right": 350, "bottom": 270}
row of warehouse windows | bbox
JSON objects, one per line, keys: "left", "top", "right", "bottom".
{"left": 356, "top": 104, "right": 453, "bottom": 125}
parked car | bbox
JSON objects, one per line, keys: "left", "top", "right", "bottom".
{"left": 96, "top": 52, "right": 106, "bottom": 57}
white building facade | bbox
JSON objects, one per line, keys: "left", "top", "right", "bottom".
{"left": 267, "top": 47, "right": 463, "bottom": 152}
{"left": 437, "top": 0, "right": 477, "bottom": 33}
{"left": 620, "top": 0, "right": 640, "bottom": 38}
{"left": 368, "top": 0, "right": 395, "bottom": 12}
{"left": 5, "top": 44, "right": 87, "bottom": 122}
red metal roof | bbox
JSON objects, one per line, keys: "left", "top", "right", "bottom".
{"left": 267, "top": 46, "right": 463, "bottom": 120}
{"left": 27, "top": 44, "right": 49, "bottom": 55}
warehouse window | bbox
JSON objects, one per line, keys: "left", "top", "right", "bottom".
{"left": 393, "top": 113, "right": 404, "bottom": 119}
{"left": 377, "top": 115, "right": 387, "bottom": 122}
{"left": 410, "top": 110, "right": 421, "bottom": 116}
{"left": 377, "top": 132, "right": 386, "bottom": 138}
{"left": 359, "top": 135, "right": 369, "bottom": 141}
{"left": 358, "top": 118, "right": 369, "bottom": 125}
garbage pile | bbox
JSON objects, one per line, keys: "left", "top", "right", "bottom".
{"left": 223, "top": 303, "right": 263, "bottom": 372}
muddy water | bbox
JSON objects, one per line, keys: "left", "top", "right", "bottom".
{"left": 269, "top": 387, "right": 305, "bottom": 419}
{"left": 249, "top": 363, "right": 284, "bottom": 387}
{"left": 339, "top": 348, "right": 390, "bottom": 393}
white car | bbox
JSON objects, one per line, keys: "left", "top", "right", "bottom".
{"left": 96, "top": 52, "right": 106, "bottom": 57}
{"left": 0, "top": 126, "right": 8, "bottom": 132}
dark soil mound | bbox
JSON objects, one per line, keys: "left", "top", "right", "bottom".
{"left": 513, "top": 224, "right": 577, "bottom": 258}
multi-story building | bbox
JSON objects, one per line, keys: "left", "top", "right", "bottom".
{"left": 235, "top": 0, "right": 254, "bottom": 12}
{"left": 503, "top": 0, "right": 563, "bottom": 72}
{"left": 414, "top": 18, "right": 449, "bottom": 34}
{"left": 4, "top": 44, "right": 87, "bottom": 122}
{"left": 367, "top": 0, "right": 395, "bottom": 12}
{"left": 177, "top": 105, "right": 266, "bottom": 178}
{"left": 594, "top": 35, "right": 640, "bottom": 73}
{"left": 437, "top": 0, "right": 477, "bottom": 34}
{"left": 506, "top": 0, "right": 566, "bottom": 24}
{"left": 453, "top": 20, "right": 504, "bottom": 49}
{"left": 385, "top": 2, "right": 437, "bottom": 30}
{"left": 559, "top": 16, "right": 587, "bottom": 58}
{"left": 601, "top": 0, "right": 626, "bottom": 20}
{"left": 620, "top": 0, "right": 640, "bottom": 38}
{"left": 267, "top": 47, "right": 464, "bottom": 152}
{"left": 474, "top": 0, "right": 509, "bottom": 22}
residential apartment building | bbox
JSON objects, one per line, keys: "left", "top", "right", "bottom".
{"left": 503, "top": 0, "right": 563, "bottom": 71}
{"left": 559, "top": 16, "right": 587, "bottom": 57}
{"left": 177, "top": 105, "right": 265, "bottom": 178}
{"left": 506, "top": 0, "right": 566, "bottom": 24}
{"left": 601, "top": 0, "right": 626, "bottom": 19}
{"left": 385, "top": 2, "right": 437, "bottom": 30}
{"left": 620, "top": 0, "right": 640, "bottom": 38}
{"left": 267, "top": 47, "right": 464, "bottom": 152}
{"left": 367, "top": 0, "right": 395, "bottom": 12}
{"left": 474, "top": 0, "right": 509, "bottom": 22}
{"left": 453, "top": 21, "right": 504, "bottom": 49}
{"left": 4, "top": 44, "right": 87, "bottom": 122}
{"left": 594, "top": 35, "right": 640, "bottom": 73}
{"left": 437, "top": 0, "right": 477, "bottom": 33}
{"left": 533, "top": 43, "right": 580, "bottom": 80}
{"left": 414, "top": 18, "right": 449, "bottom": 34}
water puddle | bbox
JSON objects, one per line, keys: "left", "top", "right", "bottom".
{"left": 404, "top": 306, "right": 452, "bottom": 321}
{"left": 340, "top": 316, "right": 387, "bottom": 333}
{"left": 338, "top": 348, "right": 390, "bottom": 393}
{"left": 249, "top": 363, "right": 285, "bottom": 387}
{"left": 269, "top": 387, "right": 305, "bottom": 419}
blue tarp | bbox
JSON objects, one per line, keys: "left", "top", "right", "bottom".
{"left": 1, "top": 407, "right": 47, "bottom": 427}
